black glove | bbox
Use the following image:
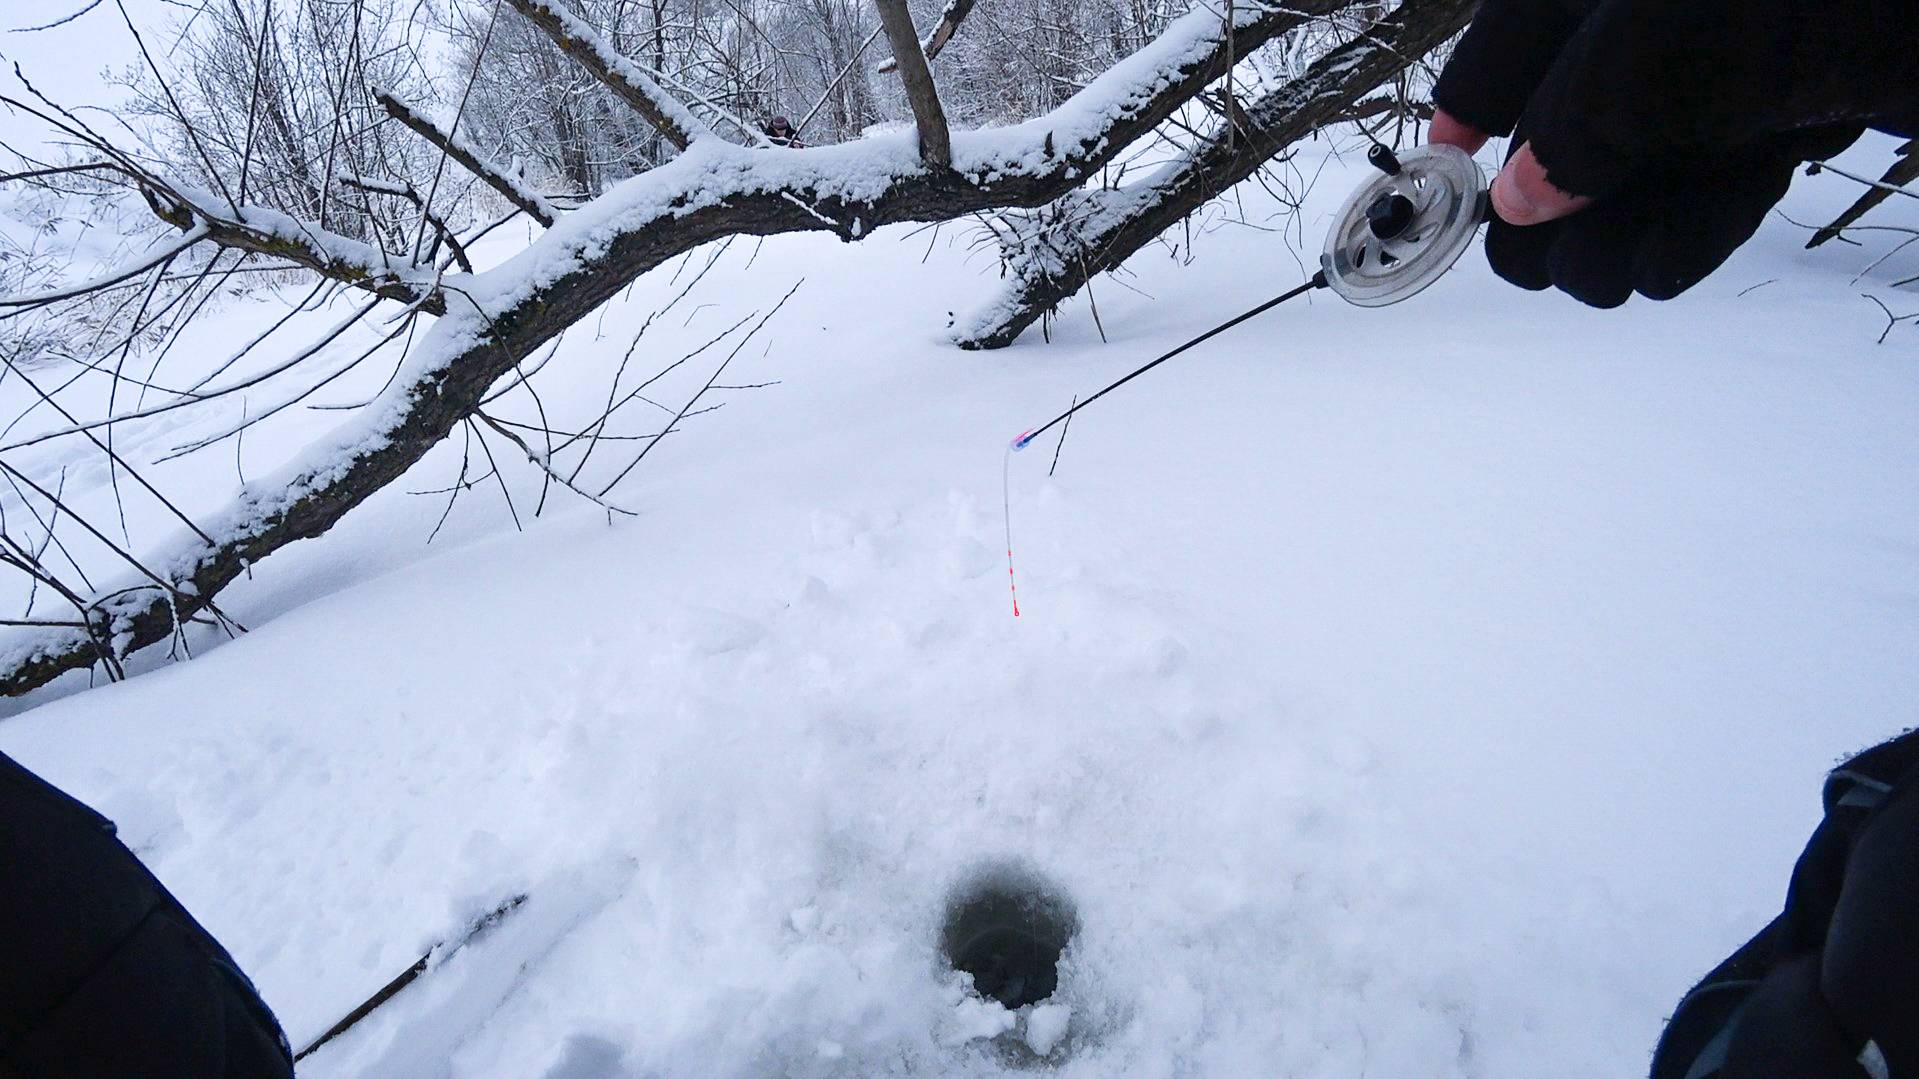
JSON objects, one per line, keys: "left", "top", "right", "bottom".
{"left": 1433, "top": 0, "right": 1919, "bottom": 307}
{"left": 1651, "top": 730, "right": 1919, "bottom": 1078}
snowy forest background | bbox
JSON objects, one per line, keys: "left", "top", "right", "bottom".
{"left": 4, "top": 0, "right": 1421, "bottom": 307}
{"left": 64, "top": 0, "right": 1409, "bottom": 212}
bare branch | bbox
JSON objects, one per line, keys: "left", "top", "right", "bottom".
{"left": 1862, "top": 292, "right": 1919, "bottom": 344}
{"left": 798, "top": 25, "right": 887, "bottom": 138}
{"left": 474, "top": 410, "right": 638, "bottom": 517}
{"left": 1808, "top": 140, "right": 1918, "bottom": 249}
{"left": 0, "top": 161, "right": 118, "bottom": 183}
{"left": 8, "top": 0, "right": 108, "bottom": 33}
{"left": 337, "top": 177, "right": 477, "bottom": 273}
{"left": 0, "top": 227, "right": 206, "bottom": 309}
{"left": 596, "top": 279, "right": 801, "bottom": 496}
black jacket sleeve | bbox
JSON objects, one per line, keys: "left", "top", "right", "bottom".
{"left": 1438, "top": 0, "right": 1919, "bottom": 200}
{"left": 0, "top": 751, "right": 293, "bottom": 1078}
{"left": 1432, "top": 0, "right": 1597, "bottom": 139}
{"left": 1433, "top": 0, "right": 1919, "bottom": 305}
{"left": 1652, "top": 729, "right": 1919, "bottom": 1078}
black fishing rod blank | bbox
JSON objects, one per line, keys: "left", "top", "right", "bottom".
{"left": 1010, "top": 143, "right": 1489, "bottom": 451}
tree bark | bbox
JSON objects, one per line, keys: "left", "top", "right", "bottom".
{"left": 874, "top": 0, "right": 953, "bottom": 167}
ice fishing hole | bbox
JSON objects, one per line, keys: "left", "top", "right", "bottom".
{"left": 941, "top": 862, "right": 1078, "bottom": 1009}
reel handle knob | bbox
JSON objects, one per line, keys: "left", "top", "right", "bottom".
{"left": 1366, "top": 193, "right": 1417, "bottom": 240}
{"left": 1322, "top": 143, "right": 1487, "bottom": 307}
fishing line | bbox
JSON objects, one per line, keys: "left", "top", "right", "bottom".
{"left": 999, "top": 143, "right": 1491, "bottom": 617}
{"left": 998, "top": 277, "right": 1323, "bottom": 621}
{"left": 1003, "top": 443, "right": 1021, "bottom": 617}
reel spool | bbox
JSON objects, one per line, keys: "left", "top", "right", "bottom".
{"left": 1321, "top": 143, "right": 1488, "bottom": 308}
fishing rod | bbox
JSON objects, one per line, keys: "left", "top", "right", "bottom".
{"left": 1011, "top": 271, "right": 1328, "bottom": 452}
{"left": 1010, "top": 143, "right": 1489, "bottom": 453}
{"left": 999, "top": 143, "right": 1489, "bottom": 617}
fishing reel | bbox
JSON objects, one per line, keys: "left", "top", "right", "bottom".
{"left": 1010, "top": 143, "right": 1491, "bottom": 458}
{"left": 1321, "top": 143, "right": 1489, "bottom": 307}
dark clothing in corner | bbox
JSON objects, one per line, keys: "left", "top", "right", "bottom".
{"left": 0, "top": 750, "right": 293, "bottom": 1078}
{"left": 1653, "top": 729, "right": 1919, "bottom": 1078}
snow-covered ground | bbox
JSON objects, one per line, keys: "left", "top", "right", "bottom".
{"left": 4, "top": 131, "right": 1917, "bottom": 1077}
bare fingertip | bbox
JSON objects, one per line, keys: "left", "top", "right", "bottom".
{"left": 1494, "top": 144, "right": 1593, "bottom": 226}
{"left": 1427, "top": 110, "right": 1489, "bottom": 155}
{"left": 1490, "top": 171, "right": 1541, "bottom": 224}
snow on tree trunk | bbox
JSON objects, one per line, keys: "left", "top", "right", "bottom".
{"left": 0, "top": 0, "right": 1447, "bottom": 698}
{"left": 953, "top": 0, "right": 1479, "bottom": 350}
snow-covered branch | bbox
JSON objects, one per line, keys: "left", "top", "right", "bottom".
{"left": 877, "top": 0, "right": 979, "bottom": 74}
{"left": 502, "top": 0, "right": 713, "bottom": 151}
{"left": 141, "top": 184, "right": 447, "bottom": 314}
{"left": 374, "top": 88, "right": 560, "bottom": 227}
{"left": 955, "top": 0, "right": 1479, "bottom": 349}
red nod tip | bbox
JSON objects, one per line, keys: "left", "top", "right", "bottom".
{"left": 1010, "top": 429, "right": 1037, "bottom": 452}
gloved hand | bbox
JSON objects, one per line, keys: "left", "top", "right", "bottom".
{"left": 1426, "top": 0, "right": 1919, "bottom": 307}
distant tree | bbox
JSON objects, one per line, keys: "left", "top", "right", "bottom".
{"left": 123, "top": 0, "right": 446, "bottom": 243}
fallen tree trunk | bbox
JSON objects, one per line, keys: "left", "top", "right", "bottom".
{"left": 953, "top": 0, "right": 1478, "bottom": 350}
{"left": 1, "top": 0, "right": 1362, "bottom": 697}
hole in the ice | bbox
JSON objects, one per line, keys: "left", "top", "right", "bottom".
{"left": 941, "top": 861, "right": 1078, "bottom": 1009}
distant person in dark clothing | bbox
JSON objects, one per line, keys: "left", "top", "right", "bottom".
{"left": 0, "top": 750, "right": 293, "bottom": 1077}
{"left": 764, "top": 115, "right": 804, "bottom": 148}
{"left": 1428, "top": 1, "right": 1919, "bottom": 1075}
